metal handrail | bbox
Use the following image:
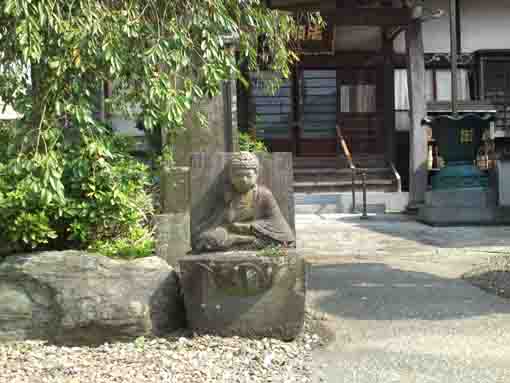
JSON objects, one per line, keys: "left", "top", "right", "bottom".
{"left": 390, "top": 162, "right": 402, "bottom": 192}
{"left": 336, "top": 125, "right": 357, "bottom": 213}
{"left": 336, "top": 125, "right": 355, "bottom": 170}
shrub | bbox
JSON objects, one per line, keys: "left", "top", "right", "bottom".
{"left": 238, "top": 132, "right": 268, "bottom": 153}
{"left": 0, "top": 125, "right": 154, "bottom": 258}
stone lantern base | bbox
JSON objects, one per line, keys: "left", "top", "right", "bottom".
{"left": 418, "top": 187, "right": 510, "bottom": 225}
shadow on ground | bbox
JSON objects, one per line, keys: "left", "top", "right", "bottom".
{"left": 330, "top": 214, "right": 510, "bottom": 249}
{"left": 309, "top": 262, "right": 510, "bottom": 321}
{"left": 463, "top": 265, "right": 510, "bottom": 299}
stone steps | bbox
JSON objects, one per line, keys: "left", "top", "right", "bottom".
{"left": 294, "top": 179, "right": 395, "bottom": 193}
{"left": 292, "top": 156, "right": 396, "bottom": 193}
{"left": 294, "top": 167, "right": 390, "bottom": 175}
{"left": 293, "top": 168, "right": 396, "bottom": 193}
{"left": 293, "top": 155, "right": 386, "bottom": 169}
{"left": 294, "top": 192, "right": 409, "bottom": 214}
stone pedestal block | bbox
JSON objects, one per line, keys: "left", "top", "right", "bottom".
{"left": 154, "top": 213, "right": 191, "bottom": 267}
{"left": 157, "top": 166, "right": 191, "bottom": 267}
{"left": 160, "top": 166, "right": 190, "bottom": 214}
{"left": 179, "top": 251, "right": 306, "bottom": 340}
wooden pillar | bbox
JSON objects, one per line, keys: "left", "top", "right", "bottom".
{"left": 291, "top": 66, "right": 299, "bottom": 156}
{"left": 96, "top": 82, "right": 106, "bottom": 123}
{"left": 406, "top": 20, "right": 427, "bottom": 208}
{"left": 104, "top": 81, "right": 113, "bottom": 123}
{"left": 383, "top": 33, "right": 396, "bottom": 164}
{"left": 237, "top": 60, "right": 250, "bottom": 134}
{"left": 450, "top": 0, "right": 459, "bottom": 116}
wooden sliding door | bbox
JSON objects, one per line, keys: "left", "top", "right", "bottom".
{"left": 296, "top": 67, "right": 385, "bottom": 158}
{"left": 298, "top": 69, "right": 338, "bottom": 156}
{"left": 248, "top": 73, "right": 293, "bottom": 152}
{"left": 337, "top": 69, "right": 385, "bottom": 157}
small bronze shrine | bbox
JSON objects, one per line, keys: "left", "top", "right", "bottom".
{"left": 426, "top": 112, "right": 492, "bottom": 190}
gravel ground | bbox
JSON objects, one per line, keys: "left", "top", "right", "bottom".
{"left": 463, "top": 253, "right": 510, "bottom": 299}
{"left": 0, "top": 310, "right": 331, "bottom": 383}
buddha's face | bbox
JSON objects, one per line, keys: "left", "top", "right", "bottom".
{"left": 231, "top": 168, "right": 258, "bottom": 193}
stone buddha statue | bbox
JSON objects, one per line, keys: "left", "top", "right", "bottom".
{"left": 191, "top": 152, "right": 295, "bottom": 253}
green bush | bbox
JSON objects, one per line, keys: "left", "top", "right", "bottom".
{"left": 0, "top": 125, "right": 154, "bottom": 258}
{"left": 238, "top": 132, "right": 268, "bottom": 153}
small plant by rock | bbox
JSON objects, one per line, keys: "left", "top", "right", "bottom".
{"left": 257, "top": 243, "right": 289, "bottom": 257}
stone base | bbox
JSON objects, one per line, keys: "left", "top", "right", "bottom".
{"left": 179, "top": 251, "right": 306, "bottom": 340}
{"left": 419, "top": 188, "right": 510, "bottom": 226}
{"left": 419, "top": 206, "right": 497, "bottom": 226}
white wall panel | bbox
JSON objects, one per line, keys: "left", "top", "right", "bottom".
{"left": 395, "top": 0, "right": 510, "bottom": 54}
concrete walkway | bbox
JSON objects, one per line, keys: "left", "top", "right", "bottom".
{"left": 297, "top": 214, "right": 510, "bottom": 383}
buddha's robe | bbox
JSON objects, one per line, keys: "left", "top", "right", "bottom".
{"left": 192, "top": 185, "right": 294, "bottom": 253}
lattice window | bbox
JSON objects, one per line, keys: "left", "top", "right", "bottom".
{"left": 460, "top": 128, "right": 473, "bottom": 144}
{"left": 300, "top": 70, "right": 337, "bottom": 139}
{"left": 248, "top": 73, "right": 291, "bottom": 140}
{"left": 483, "top": 60, "right": 510, "bottom": 133}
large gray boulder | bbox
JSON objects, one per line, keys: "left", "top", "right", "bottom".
{"left": 0, "top": 251, "right": 185, "bottom": 345}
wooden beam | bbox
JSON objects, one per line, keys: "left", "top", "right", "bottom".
{"left": 298, "top": 53, "right": 385, "bottom": 68}
{"left": 456, "top": 0, "right": 462, "bottom": 53}
{"left": 322, "top": 7, "right": 414, "bottom": 26}
{"left": 406, "top": 20, "right": 428, "bottom": 208}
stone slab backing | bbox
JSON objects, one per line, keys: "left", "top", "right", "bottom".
{"left": 190, "top": 152, "right": 295, "bottom": 236}
{"left": 172, "top": 80, "right": 238, "bottom": 167}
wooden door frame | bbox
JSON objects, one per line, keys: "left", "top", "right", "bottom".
{"left": 295, "top": 66, "right": 338, "bottom": 157}
{"left": 336, "top": 66, "right": 386, "bottom": 157}
{"left": 293, "top": 53, "right": 393, "bottom": 159}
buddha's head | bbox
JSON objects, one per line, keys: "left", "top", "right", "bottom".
{"left": 229, "top": 152, "right": 259, "bottom": 193}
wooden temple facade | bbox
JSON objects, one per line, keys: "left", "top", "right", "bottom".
{"left": 237, "top": 0, "right": 510, "bottom": 206}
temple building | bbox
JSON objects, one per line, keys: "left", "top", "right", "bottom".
{"left": 3, "top": 0, "right": 510, "bottom": 211}
{"left": 236, "top": 0, "right": 510, "bottom": 209}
